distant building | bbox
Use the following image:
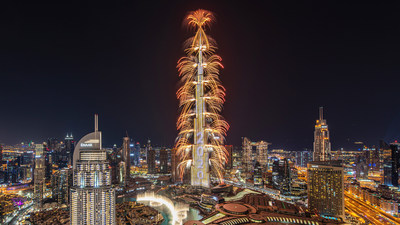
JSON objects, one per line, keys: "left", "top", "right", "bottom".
{"left": 313, "top": 107, "right": 331, "bottom": 161}
{"left": 65, "top": 134, "right": 75, "bottom": 167}
{"left": 70, "top": 115, "right": 115, "bottom": 224}
{"left": 355, "top": 160, "right": 369, "bottom": 180}
{"left": 52, "top": 168, "right": 72, "bottom": 205}
{"left": 171, "top": 148, "right": 180, "bottom": 183}
{"left": 253, "top": 161, "right": 263, "bottom": 187}
{"left": 6, "top": 158, "right": 20, "bottom": 184}
{"left": 383, "top": 163, "right": 393, "bottom": 186}
{"left": 225, "top": 145, "right": 233, "bottom": 170}
{"left": 122, "top": 136, "right": 131, "bottom": 185}
{"left": 147, "top": 140, "right": 156, "bottom": 174}
{"left": 129, "top": 141, "right": 140, "bottom": 166}
{"left": 34, "top": 143, "right": 46, "bottom": 209}
{"left": 295, "top": 150, "right": 311, "bottom": 168}
{"left": 272, "top": 158, "right": 291, "bottom": 195}
{"left": 118, "top": 161, "right": 126, "bottom": 187}
{"left": 380, "top": 140, "right": 391, "bottom": 171}
{"left": 307, "top": 161, "right": 344, "bottom": 219}
{"left": 388, "top": 142, "right": 400, "bottom": 187}
{"left": 242, "top": 137, "right": 270, "bottom": 172}
{"left": 159, "top": 148, "right": 168, "bottom": 174}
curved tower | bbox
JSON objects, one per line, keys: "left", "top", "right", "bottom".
{"left": 176, "top": 9, "right": 229, "bottom": 188}
{"left": 70, "top": 115, "right": 115, "bottom": 224}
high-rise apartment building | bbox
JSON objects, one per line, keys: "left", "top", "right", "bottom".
{"left": 121, "top": 136, "right": 131, "bottom": 186}
{"left": 52, "top": 168, "right": 72, "bottom": 205}
{"left": 65, "top": 134, "right": 75, "bottom": 166}
{"left": 307, "top": 161, "right": 344, "bottom": 219}
{"left": 171, "top": 148, "right": 180, "bottom": 183}
{"left": 159, "top": 148, "right": 168, "bottom": 174}
{"left": 147, "top": 140, "right": 156, "bottom": 174}
{"left": 313, "top": 107, "right": 331, "bottom": 161}
{"left": 383, "top": 163, "right": 393, "bottom": 186}
{"left": 295, "top": 150, "right": 311, "bottom": 168}
{"left": 253, "top": 161, "right": 263, "bottom": 187}
{"left": 130, "top": 141, "right": 140, "bottom": 166}
{"left": 70, "top": 115, "right": 115, "bottom": 224}
{"left": 242, "top": 137, "right": 270, "bottom": 172}
{"left": 34, "top": 143, "right": 45, "bottom": 209}
{"left": 44, "top": 143, "right": 52, "bottom": 182}
{"left": 272, "top": 158, "right": 291, "bottom": 195}
{"left": 380, "top": 140, "right": 391, "bottom": 171}
{"left": 388, "top": 142, "right": 400, "bottom": 187}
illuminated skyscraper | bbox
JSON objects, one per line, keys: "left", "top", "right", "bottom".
{"left": 147, "top": 140, "right": 156, "bottom": 174}
{"left": 121, "top": 136, "right": 130, "bottom": 186}
{"left": 65, "top": 134, "right": 75, "bottom": 166}
{"left": 159, "top": 148, "right": 168, "bottom": 174}
{"left": 295, "top": 150, "right": 311, "bottom": 168}
{"left": 52, "top": 168, "right": 72, "bottom": 205}
{"left": 34, "top": 143, "right": 45, "bottom": 209}
{"left": 242, "top": 137, "right": 270, "bottom": 172}
{"left": 307, "top": 161, "right": 344, "bottom": 219}
{"left": 70, "top": 115, "right": 115, "bottom": 225}
{"left": 175, "top": 10, "right": 229, "bottom": 188}
{"left": 388, "top": 142, "right": 400, "bottom": 187}
{"left": 313, "top": 107, "right": 331, "bottom": 161}
{"left": 131, "top": 141, "right": 140, "bottom": 166}
{"left": 171, "top": 148, "right": 180, "bottom": 183}
{"left": 272, "top": 158, "right": 291, "bottom": 195}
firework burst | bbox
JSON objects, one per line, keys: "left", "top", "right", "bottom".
{"left": 175, "top": 9, "right": 229, "bottom": 187}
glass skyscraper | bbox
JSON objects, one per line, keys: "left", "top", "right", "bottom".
{"left": 70, "top": 115, "right": 115, "bottom": 224}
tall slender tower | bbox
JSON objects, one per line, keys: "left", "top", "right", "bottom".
{"left": 146, "top": 140, "right": 156, "bottom": 174}
{"left": 122, "top": 136, "right": 130, "bottom": 185}
{"left": 70, "top": 115, "right": 115, "bottom": 225}
{"left": 313, "top": 107, "right": 331, "bottom": 161}
{"left": 175, "top": 10, "right": 229, "bottom": 188}
{"left": 34, "top": 143, "right": 45, "bottom": 210}
{"left": 65, "top": 133, "right": 74, "bottom": 167}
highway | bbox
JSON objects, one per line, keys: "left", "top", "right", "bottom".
{"left": 345, "top": 192, "right": 400, "bottom": 225}
{"left": 7, "top": 203, "right": 34, "bottom": 225}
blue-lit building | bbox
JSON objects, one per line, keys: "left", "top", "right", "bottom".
{"left": 130, "top": 141, "right": 140, "bottom": 166}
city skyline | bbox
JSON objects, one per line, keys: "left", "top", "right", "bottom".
{"left": 2, "top": 1, "right": 400, "bottom": 150}
{"left": 2, "top": 3, "right": 400, "bottom": 224}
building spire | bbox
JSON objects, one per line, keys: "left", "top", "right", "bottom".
{"left": 319, "top": 107, "right": 323, "bottom": 121}
{"left": 94, "top": 114, "right": 99, "bottom": 141}
{"left": 94, "top": 114, "right": 98, "bottom": 132}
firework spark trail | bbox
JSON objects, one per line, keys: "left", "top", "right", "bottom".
{"left": 175, "top": 9, "right": 229, "bottom": 186}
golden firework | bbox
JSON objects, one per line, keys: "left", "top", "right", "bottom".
{"left": 175, "top": 9, "right": 229, "bottom": 186}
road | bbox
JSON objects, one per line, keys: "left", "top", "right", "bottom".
{"left": 345, "top": 192, "right": 400, "bottom": 225}
{"left": 7, "top": 203, "right": 33, "bottom": 225}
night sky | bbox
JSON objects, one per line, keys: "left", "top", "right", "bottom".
{"left": 1, "top": 1, "right": 400, "bottom": 150}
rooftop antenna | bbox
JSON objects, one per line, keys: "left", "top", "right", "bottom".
{"left": 95, "top": 114, "right": 98, "bottom": 139}
{"left": 319, "top": 107, "right": 323, "bottom": 121}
